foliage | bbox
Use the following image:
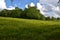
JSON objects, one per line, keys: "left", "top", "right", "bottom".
{"left": 0, "top": 7, "right": 23, "bottom": 18}
{"left": 0, "top": 6, "right": 60, "bottom": 20}
{"left": 22, "top": 7, "right": 45, "bottom": 20}
{"left": 57, "top": 18, "right": 60, "bottom": 20}
{"left": 0, "top": 7, "right": 45, "bottom": 20}
{"left": 45, "top": 17, "right": 51, "bottom": 20}
{"left": 11, "top": 7, "right": 23, "bottom": 18}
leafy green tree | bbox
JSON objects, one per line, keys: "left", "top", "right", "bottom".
{"left": 11, "top": 7, "right": 23, "bottom": 18}
{"left": 0, "top": 7, "right": 23, "bottom": 18}
{"left": 45, "top": 16, "right": 51, "bottom": 20}
{"left": 57, "top": 18, "right": 60, "bottom": 20}
{"left": 0, "top": 5, "right": 45, "bottom": 20}
{"left": 0, "top": 9, "right": 8, "bottom": 17}
{"left": 22, "top": 7, "right": 45, "bottom": 20}
{"left": 21, "top": 8, "right": 27, "bottom": 18}
{"left": 51, "top": 17, "right": 56, "bottom": 20}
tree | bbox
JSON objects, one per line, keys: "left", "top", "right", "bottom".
{"left": 22, "top": 7, "right": 45, "bottom": 20}
{"left": 51, "top": 17, "right": 56, "bottom": 20}
{"left": 0, "top": 7, "right": 23, "bottom": 18}
{"left": 45, "top": 16, "right": 51, "bottom": 20}
{"left": 57, "top": 18, "right": 60, "bottom": 20}
{"left": 0, "top": 9, "right": 8, "bottom": 17}
{"left": 11, "top": 7, "right": 23, "bottom": 18}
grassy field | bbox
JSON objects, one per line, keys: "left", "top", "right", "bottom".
{"left": 0, "top": 17, "right": 60, "bottom": 40}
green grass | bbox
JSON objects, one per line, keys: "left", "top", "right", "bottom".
{"left": 0, "top": 17, "right": 60, "bottom": 40}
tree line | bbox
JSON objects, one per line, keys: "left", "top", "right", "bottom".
{"left": 0, "top": 6, "right": 60, "bottom": 20}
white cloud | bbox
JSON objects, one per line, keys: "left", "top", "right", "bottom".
{"left": 0, "top": 0, "right": 6, "bottom": 10}
{"left": 38, "top": 0, "right": 60, "bottom": 17}
{"left": 25, "top": 2, "right": 35, "bottom": 8}
{"left": 30, "top": 2, "right": 35, "bottom": 7}
{"left": 37, "top": 3, "right": 46, "bottom": 14}
{"left": 37, "top": 3, "right": 42, "bottom": 10}
{"left": 25, "top": 4, "right": 28, "bottom": 8}
{"left": 6, "top": 6, "right": 15, "bottom": 10}
{"left": 0, "top": 0, "right": 15, "bottom": 10}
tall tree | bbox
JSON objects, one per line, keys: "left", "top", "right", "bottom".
{"left": 22, "top": 7, "right": 45, "bottom": 19}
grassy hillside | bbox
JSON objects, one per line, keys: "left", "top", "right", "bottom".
{"left": 0, "top": 17, "right": 60, "bottom": 40}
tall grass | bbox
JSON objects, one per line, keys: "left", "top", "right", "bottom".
{"left": 0, "top": 17, "right": 60, "bottom": 40}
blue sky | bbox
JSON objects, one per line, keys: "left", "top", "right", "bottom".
{"left": 5, "top": 0, "right": 39, "bottom": 9}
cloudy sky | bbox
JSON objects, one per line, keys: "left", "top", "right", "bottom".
{"left": 39, "top": 0, "right": 60, "bottom": 17}
{"left": 0, "top": 0, "right": 60, "bottom": 17}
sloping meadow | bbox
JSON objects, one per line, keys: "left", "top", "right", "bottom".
{"left": 0, "top": 17, "right": 60, "bottom": 40}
